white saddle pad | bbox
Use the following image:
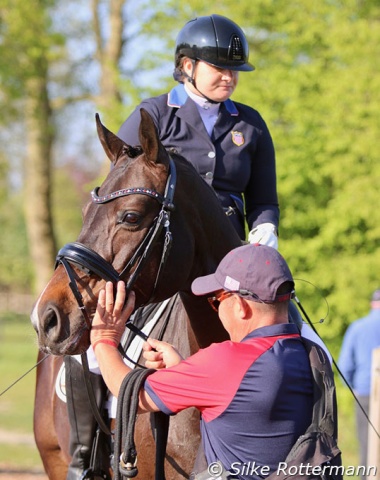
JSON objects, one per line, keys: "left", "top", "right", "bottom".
{"left": 55, "top": 298, "right": 171, "bottom": 410}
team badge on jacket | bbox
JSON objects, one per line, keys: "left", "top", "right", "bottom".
{"left": 231, "top": 131, "right": 244, "bottom": 146}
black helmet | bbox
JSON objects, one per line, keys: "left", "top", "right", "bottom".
{"left": 174, "top": 14, "right": 254, "bottom": 73}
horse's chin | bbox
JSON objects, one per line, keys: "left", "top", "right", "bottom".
{"left": 39, "top": 327, "right": 90, "bottom": 356}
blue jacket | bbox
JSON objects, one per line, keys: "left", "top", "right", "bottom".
{"left": 338, "top": 308, "right": 380, "bottom": 396}
{"left": 118, "top": 84, "right": 279, "bottom": 240}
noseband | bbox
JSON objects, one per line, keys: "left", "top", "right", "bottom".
{"left": 55, "top": 157, "right": 177, "bottom": 330}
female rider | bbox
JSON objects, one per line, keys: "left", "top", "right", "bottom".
{"left": 118, "top": 14, "right": 279, "bottom": 245}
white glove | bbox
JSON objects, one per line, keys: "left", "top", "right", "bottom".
{"left": 248, "top": 223, "right": 278, "bottom": 250}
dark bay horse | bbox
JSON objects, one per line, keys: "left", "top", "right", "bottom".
{"left": 31, "top": 108, "right": 242, "bottom": 479}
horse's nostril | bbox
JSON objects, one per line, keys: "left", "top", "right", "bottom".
{"left": 45, "top": 309, "right": 58, "bottom": 333}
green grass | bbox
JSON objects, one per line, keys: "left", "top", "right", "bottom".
{"left": 0, "top": 312, "right": 364, "bottom": 477}
{"left": 0, "top": 312, "right": 45, "bottom": 470}
{"left": 336, "top": 380, "right": 361, "bottom": 479}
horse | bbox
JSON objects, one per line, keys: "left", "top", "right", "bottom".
{"left": 30, "top": 108, "right": 242, "bottom": 479}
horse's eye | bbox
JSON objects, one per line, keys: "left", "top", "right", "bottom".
{"left": 118, "top": 212, "right": 141, "bottom": 226}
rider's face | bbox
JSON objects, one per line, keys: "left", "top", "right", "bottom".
{"left": 183, "top": 59, "right": 239, "bottom": 102}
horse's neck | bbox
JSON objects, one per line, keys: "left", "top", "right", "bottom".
{"left": 168, "top": 160, "right": 240, "bottom": 347}
{"left": 180, "top": 292, "right": 229, "bottom": 348}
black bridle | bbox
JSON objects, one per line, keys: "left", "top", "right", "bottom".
{"left": 55, "top": 157, "right": 177, "bottom": 330}
{"left": 53, "top": 157, "right": 177, "bottom": 475}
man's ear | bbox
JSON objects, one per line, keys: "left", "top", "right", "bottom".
{"left": 235, "top": 295, "right": 250, "bottom": 319}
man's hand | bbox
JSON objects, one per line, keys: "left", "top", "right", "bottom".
{"left": 143, "top": 338, "right": 184, "bottom": 369}
{"left": 91, "top": 281, "right": 135, "bottom": 350}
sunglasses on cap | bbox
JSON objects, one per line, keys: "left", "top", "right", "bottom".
{"left": 207, "top": 289, "right": 263, "bottom": 311}
{"left": 207, "top": 289, "right": 295, "bottom": 311}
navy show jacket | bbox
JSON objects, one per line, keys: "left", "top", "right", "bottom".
{"left": 118, "top": 84, "right": 279, "bottom": 240}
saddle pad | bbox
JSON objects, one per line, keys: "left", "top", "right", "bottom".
{"left": 55, "top": 298, "right": 171, "bottom": 408}
{"left": 55, "top": 362, "right": 67, "bottom": 402}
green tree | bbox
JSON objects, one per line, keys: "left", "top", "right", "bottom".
{"left": 0, "top": 0, "right": 61, "bottom": 293}
{"left": 143, "top": 0, "right": 380, "bottom": 345}
{"left": 0, "top": 0, "right": 136, "bottom": 292}
{"left": 235, "top": 0, "right": 380, "bottom": 342}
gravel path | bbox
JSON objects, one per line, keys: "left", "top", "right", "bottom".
{"left": 0, "top": 468, "right": 47, "bottom": 480}
{"left": 0, "top": 429, "right": 47, "bottom": 479}
{"left": 0, "top": 429, "right": 36, "bottom": 446}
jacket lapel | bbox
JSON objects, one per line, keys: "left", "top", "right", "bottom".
{"left": 213, "top": 102, "right": 239, "bottom": 142}
{"left": 175, "top": 97, "right": 212, "bottom": 142}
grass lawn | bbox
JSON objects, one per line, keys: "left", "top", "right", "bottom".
{"left": 0, "top": 312, "right": 367, "bottom": 478}
{"left": 336, "top": 382, "right": 361, "bottom": 478}
{"left": 0, "top": 312, "right": 45, "bottom": 470}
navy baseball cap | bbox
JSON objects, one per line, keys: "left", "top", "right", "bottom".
{"left": 191, "top": 244, "right": 294, "bottom": 303}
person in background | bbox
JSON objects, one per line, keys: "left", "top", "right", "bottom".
{"left": 90, "top": 244, "right": 314, "bottom": 480}
{"left": 338, "top": 288, "right": 380, "bottom": 477}
{"left": 64, "top": 14, "right": 280, "bottom": 478}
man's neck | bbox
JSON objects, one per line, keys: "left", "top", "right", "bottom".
{"left": 229, "top": 316, "right": 289, "bottom": 342}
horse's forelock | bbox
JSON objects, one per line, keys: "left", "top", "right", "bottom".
{"left": 122, "top": 144, "right": 143, "bottom": 159}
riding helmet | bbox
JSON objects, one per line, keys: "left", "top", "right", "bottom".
{"left": 174, "top": 14, "right": 255, "bottom": 77}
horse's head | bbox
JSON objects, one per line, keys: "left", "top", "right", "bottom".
{"left": 31, "top": 110, "right": 176, "bottom": 355}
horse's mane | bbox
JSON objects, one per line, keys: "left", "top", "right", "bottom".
{"left": 167, "top": 149, "right": 222, "bottom": 203}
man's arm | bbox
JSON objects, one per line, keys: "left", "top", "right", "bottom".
{"left": 338, "top": 324, "right": 356, "bottom": 388}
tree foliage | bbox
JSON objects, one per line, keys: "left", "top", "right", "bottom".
{"left": 0, "top": 0, "right": 379, "bottom": 347}
{"left": 232, "top": 0, "right": 380, "bottom": 342}
{"left": 0, "top": 0, "right": 61, "bottom": 291}
{"left": 131, "top": 0, "right": 380, "bottom": 344}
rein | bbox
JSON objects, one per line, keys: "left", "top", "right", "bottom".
{"left": 54, "top": 157, "right": 177, "bottom": 477}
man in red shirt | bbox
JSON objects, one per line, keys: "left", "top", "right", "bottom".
{"left": 91, "top": 244, "right": 313, "bottom": 479}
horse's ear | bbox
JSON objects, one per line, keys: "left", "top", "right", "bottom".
{"left": 139, "top": 108, "right": 169, "bottom": 167}
{"left": 95, "top": 113, "right": 128, "bottom": 165}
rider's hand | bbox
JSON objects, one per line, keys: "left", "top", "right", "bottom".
{"left": 91, "top": 281, "right": 135, "bottom": 350}
{"left": 143, "top": 338, "right": 184, "bottom": 369}
{"left": 248, "top": 223, "right": 278, "bottom": 250}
